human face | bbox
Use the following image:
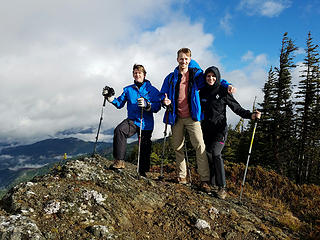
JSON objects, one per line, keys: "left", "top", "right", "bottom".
{"left": 206, "top": 72, "right": 216, "bottom": 86}
{"left": 133, "top": 69, "right": 145, "bottom": 83}
{"left": 177, "top": 52, "right": 191, "bottom": 72}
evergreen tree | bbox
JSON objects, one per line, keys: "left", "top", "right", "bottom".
{"left": 259, "top": 67, "right": 277, "bottom": 131}
{"left": 256, "top": 67, "right": 277, "bottom": 167}
{"left": 223, "top": 124, "right": 241, "bottom": 162}
{"left": 270, "top": 32, "right": 297, "bottom": 175}
{"left": 295, "top": 32, "right": 320, "bottom": 184}
{"left": 313, "top": 65, "right": 320, "bottom": 184}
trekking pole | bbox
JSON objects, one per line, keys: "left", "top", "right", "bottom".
{"left": 136, "top": 107, "right": 144, "bottom": 176}
{"left": 159, "top": 110, "right": 169, "bottom": 180}
{"left": 92, "top": 97, "right": 107, "bottom": 156}
{"left": 184, "top": 140, "right": 192, "bottom": 183}
{"left": 239, "top": 120, "right": 258, "bottom": 202}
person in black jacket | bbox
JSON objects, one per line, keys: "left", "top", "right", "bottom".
{"left": 200, "top": 66, "right": 261, "bottom": 199}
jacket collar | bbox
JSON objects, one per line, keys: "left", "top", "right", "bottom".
{"left": 132, "top": 79, "right": 150, "bottom": 90}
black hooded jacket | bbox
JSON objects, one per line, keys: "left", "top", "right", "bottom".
{"left": 200, "top": 66, "right": 252, "bottom": 141}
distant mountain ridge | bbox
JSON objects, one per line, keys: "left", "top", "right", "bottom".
{"left": 56, "top": 127, "right": 115, "bottom": 137}
{"left": 1, "top": 137, "right": 110, "bottom": 157}
{"left": 0, "top": 137, "right": 113, "bottom": 189}
{"left": 0, "top": 142, "right": 19, "bottom": 152}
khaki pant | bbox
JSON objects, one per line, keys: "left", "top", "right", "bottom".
{"left": 171, "top": 117, "right": 210, "bottom": 181}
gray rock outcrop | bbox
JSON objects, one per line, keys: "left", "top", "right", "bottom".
{"left": 0, "top": 155, "right": 307, "bottom": 239}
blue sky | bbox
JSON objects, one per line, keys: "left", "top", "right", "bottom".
{"left": 183, "top": 0, "right": 319, "bottom": 69}
{"left": 0, "top": 0, "right": 319, "bottom": 144}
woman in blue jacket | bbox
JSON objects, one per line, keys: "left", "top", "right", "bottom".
{"left": 106, "top": 64, "right": 161, "bottom": 176}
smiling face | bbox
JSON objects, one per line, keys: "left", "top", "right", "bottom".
{"left": 177, "top": 52, "right": 191, "bottom": 73}
{"left": 133, "top": 69, "right": 145, "bottom": 83}
{"left": 206, "top": 71, "right": 217, "bottom": 86}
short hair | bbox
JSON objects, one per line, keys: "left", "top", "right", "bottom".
{"left": 133, "top": 64, "right": 146, "bottom": 76}
{"left": 177, "top": 48, "right": 192, "bottom": 58}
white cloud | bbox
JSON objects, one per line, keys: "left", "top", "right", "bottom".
{"left": 0, "top": 155, "right": 14, "bottom": 160}
{"left": 223, "top": 50, "right": 269, "bottom": 125}
{"left": 0, "top": 0, "right": 221, "bottom": 144}
{"left": 239, "top": 0, "right": 291, "bottom": 17}
{"left": 9, "top": 163, "right": 47, "bottom": 171}
{"left": 242, "top": 51, "right": 254, "bottom": 62}
{"left": 295, "top": 47, "right": 305, "bottom": 56}
{"left": 302, "top": 2, "right": 320, "bottom": 16}
{"left": 242, "top": 51, "right": 268, "bottom": 65}
{"left": 253, "top": 54, "right": 268, "bottom": 65}
{"left": 292, "top": 61, "right": 305, "bottom": 97}
{"left": 219, "top": 13, "right": 233, "bottom": 35}
{"left": 0, "top": 0, "right": 270, "bottom": 145}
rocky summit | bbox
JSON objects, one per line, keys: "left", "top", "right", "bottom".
{"left": 0, "top": 155, "right": 313, "bottom": 239}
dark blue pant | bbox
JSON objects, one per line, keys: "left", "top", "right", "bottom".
{"left": 113, "top": 119, "right": 152, "bottom": 174}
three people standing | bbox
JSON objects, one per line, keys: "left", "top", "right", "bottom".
{"left": 104, "top": 48, "right": 260, "bottom": 198}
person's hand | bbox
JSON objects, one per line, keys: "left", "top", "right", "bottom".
{"left": 137, "top": 97, "right": 147, "bottom": 108}
{"left": 102, "top": 86, "right": 115, "bottom": 103}
{"left": 107, "top": 96, "right": 115, "bottom": 103}
{"left": 251, "top": 110, "right": 261, "bottom": 120}
{"left": 163, "top": 93, "right": 171, "bottom": 106}
{"left": 228, "top": 85, "right": 236, "bottom": 94}
{"left": 138, "top": 97, "right": 150, "bottom": 109}
{"left": 102, "top": 86, "right": 115, "bottom": 97}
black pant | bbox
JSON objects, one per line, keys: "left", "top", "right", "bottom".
{"left": 113, "top": 119, "right": 152, "bottom": 174}
{"left": 206, "top": 142, "right": 226, "bottom": 187}
{"left": 201, "top": 121, "right": 227, "bottom": 187}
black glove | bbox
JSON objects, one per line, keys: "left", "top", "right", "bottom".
{"left": 166, "top": 104, "right": 173, "bottom": 113}
{"left": 102, "top": 86, "right": 115, "bottom": 98}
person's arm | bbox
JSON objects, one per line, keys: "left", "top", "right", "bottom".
{"left": 196, "top": 73, "right": 236, "bottom": 93}
{"left": 160, "top": 73, "right": 173, "bottom": 107}
{"left": 220, "top": 79, "right": 230, "bottom": 88}
{"left": 160, "top": 74, "right": 171, "bottom": 99}
{"left": 226, "top": 93, "right": 252, "bottom": 119}
{"left": 226, "top": 93, "right": 261, "bottom": 119}
{"left": 145, "top": 87, "right": 162, "bottom": 113}
{"left": 221, "top": 79, "right": 236, "bottom": 94}
{"left": 111, "top": 88, "right": 128, "bottom": 109}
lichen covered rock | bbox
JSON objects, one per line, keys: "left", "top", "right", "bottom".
{"left": 0, "top": 155, "right": 310, "bottom": 239}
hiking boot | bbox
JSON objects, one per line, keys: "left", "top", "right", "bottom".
{"left": 110, "top": 160, "right": 125, "bottom": 169}
{"left": 139, "top": 172, "right": 147, "bottom": 178}
{"left": 120, "top": 161, "right": 125, "bottom": 168}
{"left": 201, "top": 181, "right": 211, "bottom": 193}
{"left": 177, "top": 177, "right": 187, "bottom": 185}
{"left": 217, "top": 187, "right": 227, "bottom": 199}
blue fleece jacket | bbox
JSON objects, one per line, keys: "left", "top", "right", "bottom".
{"left": 160, "top": 59, "right": 230, "bottom": 125}
{"left": 111, "top": 80, "right": 161, "bottom": 130}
